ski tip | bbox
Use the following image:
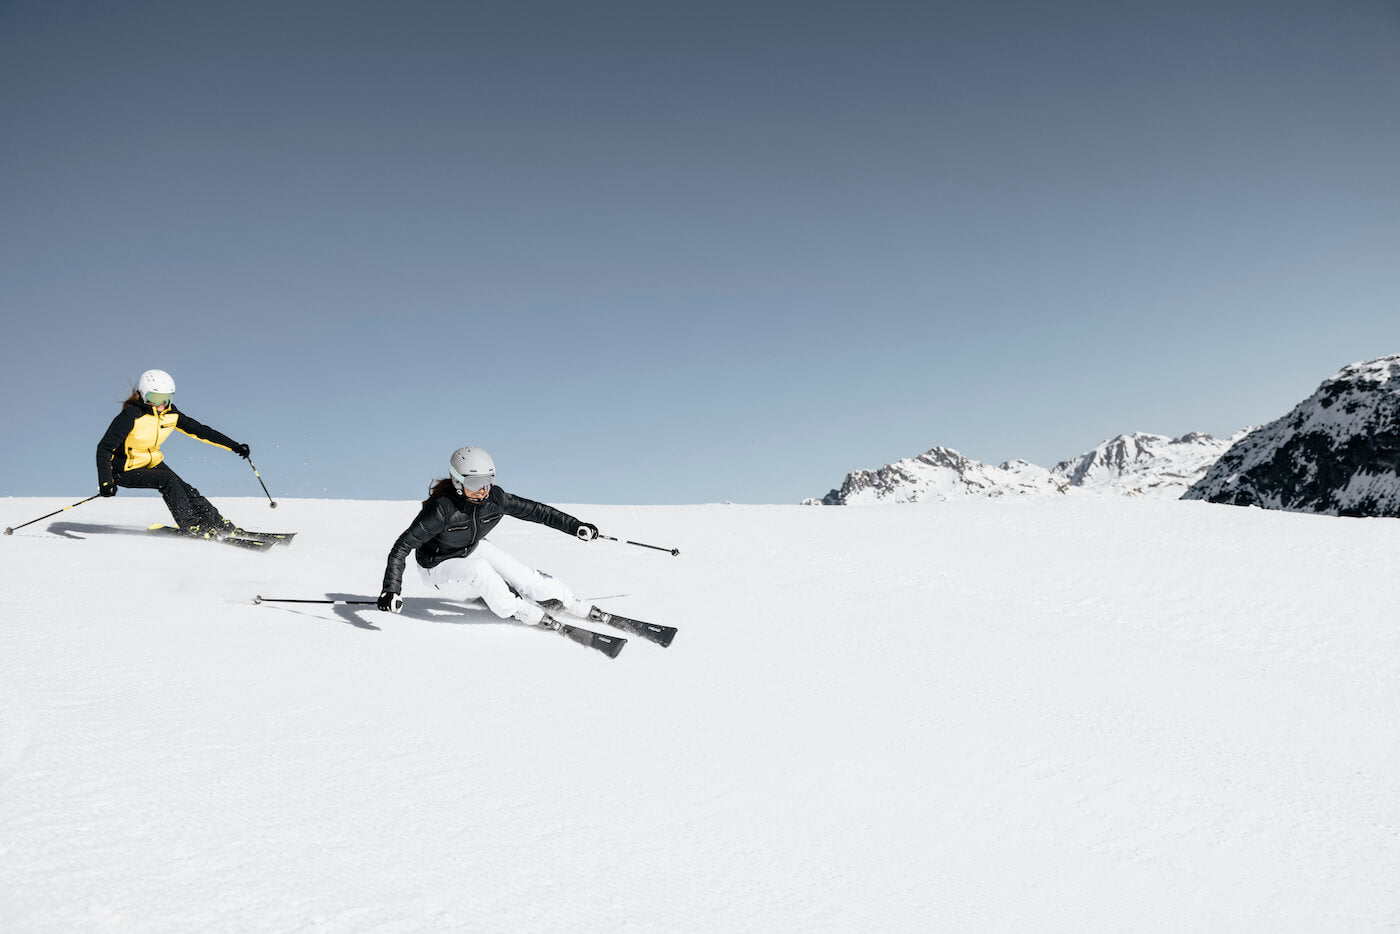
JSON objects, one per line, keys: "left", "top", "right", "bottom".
{"left": 597, "top": 634, "right": 627, "bottom": 659}
{"left": 560, "top": 623, "right": 627, "bottom": 658}
{"left": 653, "top": 628, "right": 676, "bottom": 648}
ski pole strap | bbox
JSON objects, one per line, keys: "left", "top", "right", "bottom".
{"left": 597, "top": 534, "right": 680, "bottom": 556}
{"left": 256, "top": 597, "right": 380, "bottom": 606}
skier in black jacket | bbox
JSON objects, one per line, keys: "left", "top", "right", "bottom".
{"left": 95, "top": 368, "right": 252, "bottom": 537}
{"left": 378, "top": 447, "right": 601, "bottom": 626}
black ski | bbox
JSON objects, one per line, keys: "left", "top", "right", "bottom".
{"left": 590, "top": 607, "right": 677, "bottom": 647}
{"left": 543, "top": 617, "right": 627, "bottom": 658}
{"left": 228, "top": 529, "right": 297, "bottom": 547}
{"left": 538, "top": 600, "right": 677, "bottom": 647}
{"left": 146, "top": 523, "right": 276, "bottom": 551}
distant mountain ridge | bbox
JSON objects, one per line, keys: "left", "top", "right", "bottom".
{"left": 1053, "top": 431, "right": 1245, "bottom": 498}
{"left": 814, "top": 354, "right": 1400, "bottom": 517}
{"left": 1183, "top": 355, "right": 1400, "bottom": 517}
{"left": 811, "top": 431, "right": 1240, "bottom": 505}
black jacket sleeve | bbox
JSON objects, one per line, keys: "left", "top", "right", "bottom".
{"left": 501, "top": 491, "right": 581, "bottom": 535}
{"left": 174, "top": 410, "right": 240, "bottom": 451}
{"left": 382, "top": 499, "right": 451, "bottom": 594}
{"left": 96, "top": 407, "right": 138, "bottom": 486}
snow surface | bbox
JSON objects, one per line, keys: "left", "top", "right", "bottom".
{"left": 3, "top": 495, "right": 1400, "bottom": 932}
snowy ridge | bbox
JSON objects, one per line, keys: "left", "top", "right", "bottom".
{"left": 813, "top": 432, "right": 1234, "bottom": 505}
{"left": 811, "top": 446, "right": 1067, "bottom": 505}
{"left": 1184, "top": 354, "right": 1400, "bottom": 516}
{"left": 1053, "top": 430, "right": 1245, "bottom": 497}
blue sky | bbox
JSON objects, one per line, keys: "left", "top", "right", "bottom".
{"left": 3, "top": 0, "right": 1398, "bottom": 506}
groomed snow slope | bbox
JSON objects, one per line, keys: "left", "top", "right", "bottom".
{"left": 2, "top": 496, "right": 1398, "bottom": 932}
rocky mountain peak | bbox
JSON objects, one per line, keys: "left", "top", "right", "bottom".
{"left": 1183, "top": 355, "right": 1400, "bottom": 516}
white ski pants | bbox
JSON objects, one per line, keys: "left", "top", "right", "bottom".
{"left": 418, "top": 540, "right": 589, "bottom": 625}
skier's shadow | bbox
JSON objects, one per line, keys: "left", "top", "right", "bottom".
{"left": 37, "top": 524, "right": 510, "bottom": 635}
{"left": 324, "top": 594, "right": 509, "bottom": 632}
{"left": 47, "top": 521, "right": 147, "bottom": 539}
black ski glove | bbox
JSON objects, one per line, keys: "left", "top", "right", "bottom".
{"left": 232, "top": 443, "right": 251, "bottom": 459}
{"left": 99, "top": 481, "right": 117, "bottom": 498}
{"left": 378, "top": 591, "right": 403, "bottom": 613}
{"left": 576, "top": 522, "right": 599, "bottom": 542}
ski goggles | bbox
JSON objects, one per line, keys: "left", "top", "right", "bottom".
{"left": 450, "top": 469, "right": 493, "bottom": 493}
{"left": 145, "top": 392, "right": 173, "bottom": 407}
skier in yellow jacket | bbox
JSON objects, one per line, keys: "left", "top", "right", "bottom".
{"left": 95, "top": 369, "right": 251, "bottom": 537}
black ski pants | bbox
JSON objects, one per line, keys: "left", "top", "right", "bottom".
{"left": 115, "top": 462, "right": 224, "bottom": 531}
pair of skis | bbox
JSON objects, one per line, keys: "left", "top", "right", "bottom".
{"left": 148, "top": 523, "right": 297, "bottom": 551}
{"left": 539, "top": 599, "right": 678, "bottom": 657}
{"left": 253, "top": 594, "right": 676, "bottom": 659}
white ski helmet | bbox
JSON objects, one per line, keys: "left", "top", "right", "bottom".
{"left": 448, "top": 446, "right": 495, "bottom": 494}
{"left": 137, "top": 369, "right": 175, "bottom": 403}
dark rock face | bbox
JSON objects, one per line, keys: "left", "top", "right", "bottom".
{"left": 1183, "top": 356, "right": 1400, "bottom": 517}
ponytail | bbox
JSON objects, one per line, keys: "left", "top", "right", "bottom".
{"left": 423, "top": 477, "right": 457, "bottom": 508}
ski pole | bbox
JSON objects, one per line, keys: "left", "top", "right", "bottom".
{"left": 253, "top": 595, "right": 378, "bottom": 606}
{"left": 588, "top": 531, "right": 680, "bottom": 556}
{"left": 247, "top": 459, "right": 277, "bottom": 508}
{"left": 5, "top": 494, "right": 102, "bottom": 535}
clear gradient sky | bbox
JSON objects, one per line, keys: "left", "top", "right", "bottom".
{"left": 3, "top": 1, "right": 1399, "bottom": 505}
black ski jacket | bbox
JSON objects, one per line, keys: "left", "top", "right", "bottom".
{"left": 382, "top": 486, "right": 583, "bottom": 594}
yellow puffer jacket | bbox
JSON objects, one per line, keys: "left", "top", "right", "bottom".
{"left": 97, "top": 399, "right": 240, "bottom": 484}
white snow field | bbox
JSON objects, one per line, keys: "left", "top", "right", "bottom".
{"left": 2, "top": 494, "right": 1398, "bottom": 933}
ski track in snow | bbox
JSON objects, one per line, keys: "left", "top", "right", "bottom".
{"left": 2, "top": 495, "right": 1399, "bottom": 933}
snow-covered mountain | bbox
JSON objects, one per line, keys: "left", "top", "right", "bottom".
{"left": 1053, "top": 430, "right": 1245, "bottom": 497}
{"left": 812, "top": 432, "right": 1236, "bottom": 505}
{"left": 808, "top": 446, "right": 1067, "bottom": 505}
{"left": 1183, "top": 354, "right": 1400, "bottom": 517}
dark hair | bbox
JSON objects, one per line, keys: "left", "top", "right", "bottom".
{"left": 424, "top": 477, "right": 457, "bottom": 508}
